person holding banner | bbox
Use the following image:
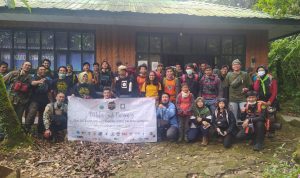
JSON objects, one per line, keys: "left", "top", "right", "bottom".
{"left": 102, "top": 86, "right": 114, "bottom": 99}
{"left": 156, "top": 93, "right": 179, "bottom": 141}
{"left": 43, "top": 92, "right": 68, "bottom": 141}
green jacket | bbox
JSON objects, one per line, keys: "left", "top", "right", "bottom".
{"left": 224, "top": 71, "right": 252, "bottom": 102}
{"left": 4, "top": 70, "right": 32, "bottom": 105}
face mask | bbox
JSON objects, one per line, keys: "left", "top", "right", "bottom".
{"left": 186, "top": 69, "right": 193, "bottom": 75}
{"left": 59, "top": 73, "right": 66, "bottom": 79}
{"left": 258, "top": 71, "right": 265, "bottom": 77}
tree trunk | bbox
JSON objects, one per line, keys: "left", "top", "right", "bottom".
{"left": 0, "top": 74, "right": 31, "bottom": 147}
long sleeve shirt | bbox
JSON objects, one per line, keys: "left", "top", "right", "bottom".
{"left": 43, "top": 102, "right": 68, "bottom": 130}
{"left": 156, "top": 102, "right": 179, "bottom": 128}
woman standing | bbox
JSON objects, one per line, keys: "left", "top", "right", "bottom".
{"left": 141, "top": 71, "right": 162, "bottom": 100}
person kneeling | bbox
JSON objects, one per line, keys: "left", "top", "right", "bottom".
{"left": 156, "top": 93, "right": 179, "bottom": 141}
{"left": 212, "top": 98, "right": 237, "bottom": 148}
{"left": 236, "top": 91, "right": 266, "bottom": 151}
{"left": 43, "top": 92, "right": 68, "bottom": 141}
{"left": 187, "top": 97, "right": 211, "bottom": 145}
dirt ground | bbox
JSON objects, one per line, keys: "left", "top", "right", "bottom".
{"left": 0, "top": 115, "right": 299, "bottom": 178}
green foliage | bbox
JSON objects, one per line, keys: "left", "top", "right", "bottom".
{"left": 263, "top": 161, "right": 300, "bottom": 178}
{"left": 202, "top": 0, "right": 257, "bottom": 8}
{"left": 256, "top": 0, "right": 300, "bottom": 17}
{"left": 4, "top": 0, "right": 31, "bottom": 13}
{"left": 0, "top": 74, "right": 31, "bottom": 147}
{"left": 268, "top": 35, "right": 300, "bottom": 100}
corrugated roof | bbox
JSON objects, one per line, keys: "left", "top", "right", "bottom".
{"left": 0, "top": 0, "right": 291, "bottom": 19}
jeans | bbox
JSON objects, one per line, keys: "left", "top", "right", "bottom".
{"left": 187, "top": 126, "right": 209, "bottom": 142}
{"left": 229, "top": 102, "right": 246, "bottom": 123}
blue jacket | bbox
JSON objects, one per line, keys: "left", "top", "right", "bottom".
{"left": 156, "top": 102, "right": 179, "bottom": 128}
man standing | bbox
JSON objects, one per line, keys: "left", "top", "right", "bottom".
{"left": 25, "top": 65, "right": 51, "bottom": 134}
{"left": 224, "top": 59, "right": 252, "bottom": 123}
{"left": 115, "top": 65, "right": 137, "bottom": 98}
{"left": 51, "top": 66, "right": 72, "bottom": 99}
{"left": 4, "top": 61, "right": 33, "bottom": 121}
{"left": 162, "top": 67, "right": 180, "bottom": 103}
{"left": 199, "top": 65, "right": 223, "bottom": 113}
{"left": 219, "top": 65, "right": 230, "bottom": 100}
{"left": 0, "top": 61, "right": 8, "bottom": 76}
{"left": 42, "top": 59, "right": 54, "bottom": 79}
{"left": 181, "top": 63, "right": 199, "bottom": 98}
{"left": 136, "top": 64, "right": 148, "bottom": 96}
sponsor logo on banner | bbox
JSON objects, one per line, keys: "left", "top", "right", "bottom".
{"left": 67, "top": 97, "right": 157, "bottom": 143}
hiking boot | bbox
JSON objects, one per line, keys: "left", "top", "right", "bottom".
{"left": 0, "top": 133, "right": 5, "bottom": 142}
{"left": 266, "top": 132, "right": 274, "bottom": 138}
{"left": 253, "top": 143, "right": 263, "bottom": 151}
{"left": 201, "top": 137, "right": 208, "bottom": 146}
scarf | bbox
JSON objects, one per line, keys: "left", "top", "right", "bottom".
{"left": 181, "top": 91, "right": 190, "bottom": 98}
{"left": 259, "top": 75, "right": 269, "bottom": 96}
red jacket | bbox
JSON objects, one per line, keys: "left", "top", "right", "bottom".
{"left": 253, "top": 74, "right": 277, "bottom": 104}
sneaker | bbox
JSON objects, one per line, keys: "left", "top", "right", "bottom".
{"left": 253, "top": 143, "right": 263, "bottom": 151}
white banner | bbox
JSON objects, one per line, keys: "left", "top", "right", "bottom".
{"left": 67, "top": 97, "right": 157, "bottom": 143}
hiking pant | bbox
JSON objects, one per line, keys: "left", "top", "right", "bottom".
{"left": 236, "top": 121, "right": 265, "bottom": 145}
{"left": 187, "top": 126, "right": 209, "bottom": 142}
{"left": 25, "top": 101, "right": 47, "bottom": 134}
{"left": 213, "top": 131, "right": 234, "bottom": 148}
{"left": 178, "top": 116, "right": 190, "bottom": 141}
{"left": 157, "top": 125, "right": 178, "bottom": 142}
{"left": 229, "top": 102, "right": 246, "bottom": 123}
{"left": 205, "top": 98, "right": 217, "bottom": 113}
{"left": 13, "top": 102, "right": 27, "bottom": 124}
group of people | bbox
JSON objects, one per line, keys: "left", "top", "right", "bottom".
{"left": 0, "top": 58, "right": 279, "bottom": 151}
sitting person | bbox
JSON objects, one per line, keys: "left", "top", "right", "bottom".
{"left": 156, "top": 93, "right": 179, "bottom": 141}
{"left": 102, "top": 86, "right": 114, "bottom": 99}
{"left": 212, "top": 98, "right": 237, "bottom": 148}
{"left": 187, "top": 97, "right": 211, "bottom": 145}
{"left": 253, "top": 65, "right": 279, "bottom": 137}
{"left": 176, "top": 83, "right": 194, "bottom": 142}
{"left": 73, "top": 72, "right": 97, "bottom": 99}
{"left": 236, "top": 91, "right": 266, "bottom": 151}
{"left": 43, "top": 92, "right": 68, "bottom": 141}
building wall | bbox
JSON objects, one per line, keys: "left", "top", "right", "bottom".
{"left": 0, "top": 21, "right": 269, "bottom": 71}
{"left": 245, "top": 31, "right": 269, "bottom": 69}
{"left": 95, "top": 25, "right": 269, "bottom": 71}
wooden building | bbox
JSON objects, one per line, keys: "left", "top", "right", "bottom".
{"left": 0, "top": 0, "right": 300, "bottom": 71}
